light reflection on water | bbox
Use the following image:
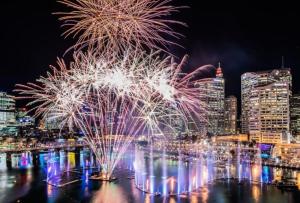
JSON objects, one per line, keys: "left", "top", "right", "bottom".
{"left": 252, "top": 184, "right": 261, "bottom": 203}
{"left": 0, "top": 149, "right": 298, "bottom": 203}
{"left": 92, "top": 182, "right": 128, "bottom": 203}
{"left": 0, "top": 154, "right": 33, "bottom": 203}
{"left": 0, "top": 153, "right": 7, "bottom": 171}
{"left": 11, "top": 152, "right": 33, "bottom": 169}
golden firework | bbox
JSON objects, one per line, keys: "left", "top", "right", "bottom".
{"left": 56, "top": 0, "right": 185, "bottom": 53}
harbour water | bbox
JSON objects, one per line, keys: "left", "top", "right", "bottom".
{"left": 0, "top": 149, "right": 299, "bottom": 203}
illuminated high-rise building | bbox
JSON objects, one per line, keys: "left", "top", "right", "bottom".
{"left": 0, "top": 92, "right": 16, "bottom": 126}
{"left": 291, "top": 93, "right": 300, "bottom": 140}
{"left": 241, "top": 69, "right": 292, "bottom": 143}
{"left": 224, "top": 95, "right": 237, "bottom": 134}
{"left": 0, "top": 92, "right": 17, "bottom": 135}
{"left": 196, "top": 63, "right": 225, "bottom": 135}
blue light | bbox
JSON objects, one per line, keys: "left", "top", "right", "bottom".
{"left": 262, "top": 166, "right": 270, "bottom": 184}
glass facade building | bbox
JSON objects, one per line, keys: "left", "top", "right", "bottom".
{"left": 224, "top": 95, "right": 237, "bottom": 134}
{"left": 0, "top": 92, "right": 16, "bottom": 125}
{"left": 196, "top": 65, "right": 225, "bottom": 136}
{"left": 241, "top": 69, "right": 292, "bottom": 143}
{"left": 291, "top": 93, "right": 300, "bottom": 140}
{"left": 0, "top": 92, "right": 17, "bottom": 135}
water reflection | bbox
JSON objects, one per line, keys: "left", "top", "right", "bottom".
{"left": 252, "top": 185, "right": 261, "bottom": 203}
{"left": 0, "top": 153, "right": 7, "bottom": 171}
{"left": 0, "top": 156, "right": 33, "bottom": 203}
{"left": 11, "top": 152, "right": 33, "bottom": 169}
{"left": 92, "top": 182, "right": 128, "bottom": 203}
{"left": 200, "top": 187, "right": 209, "bottom": 203}
{"left": 0, "top": 149, "right": 299, "bottom": 203}
{"left": 67, "top": 152, "right": 76, "bottom": 169}
{"left": 134, "top": 146, "right": 265, "bottom": 195}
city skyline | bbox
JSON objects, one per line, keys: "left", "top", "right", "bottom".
{"left": 1, "top": 0, "right": 300, "bottom": 100}
{"left": 0, "top": 1, "right": 300, "bottom": 202}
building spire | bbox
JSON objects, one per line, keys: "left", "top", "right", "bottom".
{"left": 216, "top": 62, "right": 223, "bottom": 77}
{"left": 281, "top": 56, "right": 285, "bottom": 68}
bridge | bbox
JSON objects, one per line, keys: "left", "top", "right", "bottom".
{"left": 0, "top": 143, "right": 88, "bottom": 153}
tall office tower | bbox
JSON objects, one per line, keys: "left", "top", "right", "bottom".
{"left": 241, "top": 69, "right": 292, "bottom": 143}
{"left": 0, "top": 92, "right": 16, "bottom": 126}
{"left": 291, "top": 93, "right": 300, "bottom": 140}
{"left": 0, "top": 92, "right": 17, "bottom": 135}
{"left": 196, "top": 63, "right": 225, "bottom": 135}
{"left": 224, "top": 95, "right": 237, "bottom": 134}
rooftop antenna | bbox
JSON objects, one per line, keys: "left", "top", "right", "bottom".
{"left": 281, "top": 56, "right": 285, "bottom": 68}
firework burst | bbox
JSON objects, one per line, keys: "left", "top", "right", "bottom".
{"left": 15, "top": 51, "right": 212, "bottom": 178}
{"left": 56, "top": 0, "right": 185, "bottom": 53}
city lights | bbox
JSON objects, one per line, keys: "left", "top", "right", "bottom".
{"left": 1, "top": 0, "right": 300, "bottom": 202}
{"left": 15, "top": 49, "right": 212, "bottom": 179}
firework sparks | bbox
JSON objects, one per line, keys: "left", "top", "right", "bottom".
{"left": 15, "top": 50, "right": 212, "bottom": 178}
{"left": 14, "top": 0, "right": 215, "bottom": 182}
{"left": 56, "top": 0, "right": 185, "bottom": 52}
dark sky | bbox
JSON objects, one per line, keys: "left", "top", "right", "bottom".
{"left": 1, "top": 0, "right": 300, "bottom": 106}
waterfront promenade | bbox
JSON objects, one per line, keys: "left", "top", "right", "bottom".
{"left": 0, "top": 143, "right": 87, "bottom": 153}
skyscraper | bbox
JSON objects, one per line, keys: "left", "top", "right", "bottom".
{"left": 291, "top": 93, "right": 300, "bottom": 140}
{"left": 241, "top": 69, "right": 292, "bottom": 143}
{"left": 0, "top": 92, "right": 16, "bottom": 126}
{"left": 224, "top": 95, "right": 237, "bottom": 134}
{"left": 196, "top": 63, "right": 225, "bottom": 135}
{"left": 0, "top": 92, "right": 17, "bottom": 135}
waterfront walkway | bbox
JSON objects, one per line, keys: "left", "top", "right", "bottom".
{"left": 0, "top": 143, "right": 87, "bottom": 153}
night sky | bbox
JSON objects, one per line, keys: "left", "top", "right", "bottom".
{"left": 1, "top": 0, "right": 300, "bottom": 108}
